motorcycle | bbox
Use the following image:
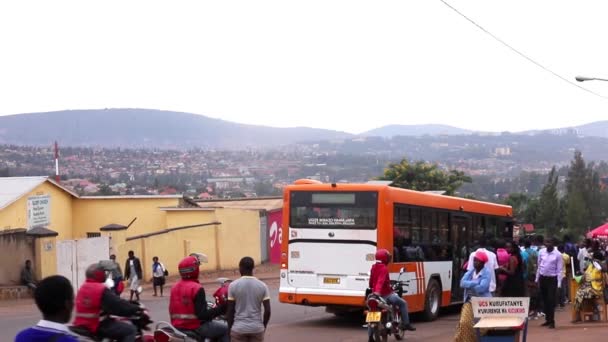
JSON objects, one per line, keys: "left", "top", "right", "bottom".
{"left": 69, "top": 300, "right": 154, "bottom": 342}
{"left": 365, "top": 268, "right": 410, "bottom": 342}
{"left": 212, "top": 277, "right": 232, "bottom": 307}
{"left": 153, "top": 254, "right": 228, "bottom": 342}
{"left": 70, "top": 275, "right": 154, "bottom": 342}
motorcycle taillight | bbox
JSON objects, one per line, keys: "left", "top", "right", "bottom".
{"left": 154, "top": 330, "right": 171, "bottom": 342}
{"left": 367, "top": 299, "right": 379, "bottom": 311}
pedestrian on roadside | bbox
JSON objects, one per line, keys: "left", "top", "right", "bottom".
{"left": 578, "top": 239, "right": 591, "bottom": 274}
{"left": 152, "top": 256, "right": 167, "bottom": 297}
{"left": 563, "top": 235, "right": 579, "bottom": 274}
{"left": 109, "top": 254, "right": 124, "bottom": 296}
{"left": 533, "top": 235, "right": 546, "bottom": 317}
{"left": 15, "top": 275, "right": 79, "bottom": 342}
{"left": 495, "top": 239, "right": 509, "bottom": 295}
{"left": 21, "top": 260, "right": 37, "bottom": 291}
{"left": 227, "top": 257, "right": 271, "bottom": 342}
{"left": 454, "top": 250, "right": 492, "bottom": 342}
{"left": 557, "top": 244, "right": 571, "bottom": 308}
{"left": 536, "top": 237, "right": 563, "bottom": 329}
{"left": 124, "top": 250, "right": 143, "bottom": 301}
{"left": 523, "top": 239, "right": 539, "bottom": 318}
{"left": 465, "top": 234, "right": 498, "bottom": 294}
{"left": 498, "top": 241, "right": 525, "bottom": 297}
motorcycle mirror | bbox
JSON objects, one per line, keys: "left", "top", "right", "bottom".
{"left": 104, "top": 277, "right": 115, "bottom": 289}
{"left": 399, "top": 267, "right": 405, "bottom": 274}
{"left": 189, "top": 252, "right": 209, "bottom": 264}
{"left": 217, "top": 277, "right": 230, "bottom": 284}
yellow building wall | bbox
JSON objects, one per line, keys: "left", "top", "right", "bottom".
{"left": 122, "top": 224, "right": 218, "bottom": 280}
{"left": 165, "top": 210, "right": 217, "bottom": 229}
{"left": 71, "top": 197, "right": 179, "bottom": 239}
{"left": 0, "top": 182, "right": 74, "bottom": 239}
{"left": 215, "top": 208, "right": 262, "bottom": 269}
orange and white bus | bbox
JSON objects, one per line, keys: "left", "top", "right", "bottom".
{"left": 278, "top": 180, "right": 513, "bottom": 320}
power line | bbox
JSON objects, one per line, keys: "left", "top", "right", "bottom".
{"left": 438, "top": 0, "right": 608, "bottom": 100}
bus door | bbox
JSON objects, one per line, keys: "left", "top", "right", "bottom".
{"left": 450, "top": 213, "right": 472, "bottom": 302}
{"left": 287, "top": 191, "right": 379, "bottom": 294}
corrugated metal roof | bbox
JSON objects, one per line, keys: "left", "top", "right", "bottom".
{"left": 0, "top": 177, "right": 47, "bottom": 210}
{"left": 0, "top": 176, "right": 78, "bottom": 210}
{"left": 196, "top": 198, "right": 283, "bottom": 212}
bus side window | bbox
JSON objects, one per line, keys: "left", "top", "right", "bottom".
{"left": 393, "top": 205, "right": 411, "bottom": 263}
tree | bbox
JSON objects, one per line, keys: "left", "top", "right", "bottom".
{"left": 505, "top": 193, "right": 530, "bottom": 221}
{"left": 96, "top": 184, "right": 117, "bottom": 196}
{"left": 567, "top": 191, "right": 590, "bottom": 234}
{"left": 537, "top": 167, "right": 560, "bottom": 235}
{"left": 254, "top": 181, "right": 281, "bottom": 197}
{"left": 377, "top": 158, "right": 472, "bottom": 196}
{"left": 565, "top": 151, "right": 591, "bottom": 235}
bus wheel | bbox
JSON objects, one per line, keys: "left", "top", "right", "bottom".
{"left": 423, "top": 278, "right": 441, "bottom": 321}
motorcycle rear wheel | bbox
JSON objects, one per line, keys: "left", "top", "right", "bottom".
{"left": 372, "top": 328, "right": 388, "bottom": 342}
{"left": 393, "top": 312, "right": 404, "bottom": 340}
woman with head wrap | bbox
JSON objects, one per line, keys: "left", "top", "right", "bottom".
{"left": 572, "top": 251, "right": 605, "bottom": 323}
{"left": 454, "top": 250, "right": 492, "bottom": 342}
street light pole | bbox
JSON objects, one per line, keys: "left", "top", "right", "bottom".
{"left": 575, "top": 75, "right": 608, "bottom": 82}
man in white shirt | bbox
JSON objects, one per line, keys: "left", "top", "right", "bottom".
{"left": 466, "top": 236, "right": 498, "bottom": 293}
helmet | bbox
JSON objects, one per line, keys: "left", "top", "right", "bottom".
{"left": 375, "top": 249, "right": 391, "bottom": 264}
{"left": 178, "top": 256, "right": 200, "bottom": 280}
{"left": 85, "top": 263, "right": 107, "bottom": 283}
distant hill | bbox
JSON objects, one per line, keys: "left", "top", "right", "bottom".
{"left": 575, "top": 121, "right": 608, "bottom": 138}
{"left": 362, "top": 124, "right": 472, "bottom": 137}
{"left": 0, "top": 109, "right": 353, "bottom": 149}
{"left": 519, "top": 120, "right": 608, "bottom": 138}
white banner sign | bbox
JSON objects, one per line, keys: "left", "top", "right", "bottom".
{"left": 471, "top": 297, "right": 529, "bottom": 318}
{"left": 27, "top": 195, "right": 51, "bottom": 228}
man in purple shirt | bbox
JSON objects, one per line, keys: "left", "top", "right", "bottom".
{"left": 535, "top": 237, "right": 563, "bottom": 329}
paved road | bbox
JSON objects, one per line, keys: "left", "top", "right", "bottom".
{"left": 3, "top": 278, "right": 607, "bottom": 341}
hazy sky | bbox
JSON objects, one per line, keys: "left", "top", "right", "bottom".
{"left": 1, "top": 1, "right": 607, "bottom": 134}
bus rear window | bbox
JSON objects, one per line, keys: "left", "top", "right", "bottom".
{"left": 289, "top": 191, "right": 378, "bottom": 229}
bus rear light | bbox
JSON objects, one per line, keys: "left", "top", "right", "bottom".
{"left": 281, "top": 263, "right": 287, "bottom": 269}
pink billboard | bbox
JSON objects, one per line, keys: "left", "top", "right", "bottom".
{"left": 267, "top": 210, "right": 283, "bottom": 264}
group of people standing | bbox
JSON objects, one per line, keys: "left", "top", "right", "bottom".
{"left": 106, "top": 251, "right": 167, "bottom": 300}
{"left": 454, "top": 234, "right": 566, "bottom": 341}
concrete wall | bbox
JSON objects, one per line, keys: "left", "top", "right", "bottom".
{"left": 0, "top": 230, "right": 35, "bottom": 285}
{"left": 72, "top": 197, "right": 179, "bottom": 238}
{"left": 0, "top": 182, "right": 74, "bottom": 239}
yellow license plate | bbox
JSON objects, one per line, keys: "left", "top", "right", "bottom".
{"left": 366, "top": 311, "right": 382, "bottom": 322}
{"left": 323, "top": 277, "right": 340, "bottom": 284}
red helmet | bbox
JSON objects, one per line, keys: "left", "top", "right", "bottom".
{"left": 375, "top": 249, "right": 391, "bottom": 264}
{"left": 178, "top": 256, "right": 200, "bottom": 280}
{"left": 85, "top": 263, "right": 107, "bottom": 283}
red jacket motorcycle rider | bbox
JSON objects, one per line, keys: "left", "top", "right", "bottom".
{"left": 169, "top": 255, "right": 229, "bottom": 342}
{"left": 73, "top": 263, "right": 142, "bottom": 342}
{"left": 369, "top": 249, "right": 415, "bottom": 332}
